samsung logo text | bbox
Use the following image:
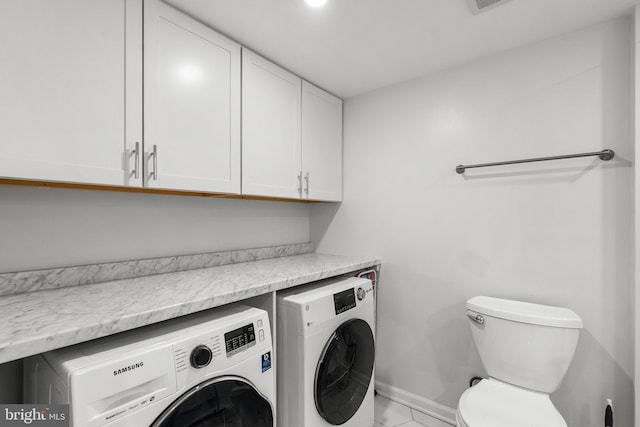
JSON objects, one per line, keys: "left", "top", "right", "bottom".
{"left": 113, "top": 361, "right": 144, "bottom": 376}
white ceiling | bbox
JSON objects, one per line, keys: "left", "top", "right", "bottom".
{"left": 165, "top": 0, "right": 639, "bottom": 98}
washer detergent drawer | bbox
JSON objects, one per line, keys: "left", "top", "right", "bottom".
{"left": 68, "top": 344, "right": 176, "bottom": 426}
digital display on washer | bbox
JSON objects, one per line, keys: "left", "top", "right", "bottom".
{"left": 334, "top": 288, "right": 356, "bottom": 315}
{"left": 224, "top": 323, "right": 256, "bottom": 356}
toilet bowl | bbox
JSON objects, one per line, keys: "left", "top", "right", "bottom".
{"left": 456, "top": 296, "right": 582, "bottom": 427}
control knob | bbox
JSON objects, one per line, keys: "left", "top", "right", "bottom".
{"left": 357, "top": 287, "right": 366, "bottom": 301}
{"left": 190, "top": 345, "right": 212, "bottom": 369}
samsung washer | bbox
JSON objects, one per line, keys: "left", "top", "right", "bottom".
{"left": 24, "top": 304, "right": 275, "bottom": 427}
{"left": 277, "top": 276, "right": 375, "bottom": 427}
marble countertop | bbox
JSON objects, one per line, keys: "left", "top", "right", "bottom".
{"left": 0, "top": 252, "right": 379, "bottom": 364}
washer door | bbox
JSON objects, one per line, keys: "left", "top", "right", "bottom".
{"left": 314, "top": 318, "right": 375, "bottom": 425}
{"left": 151, "top": 376, "right": 273, "bottom": 427}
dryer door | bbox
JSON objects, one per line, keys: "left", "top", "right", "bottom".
{"left": 151, "top": 376, "right": 273, "bottom": 427}
{"left": 314, "top": 318, "right": 375, "bottom": 425}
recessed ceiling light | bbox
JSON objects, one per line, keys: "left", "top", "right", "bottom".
{"left": 305, "top": 0, "right": 327, "bottom": 8}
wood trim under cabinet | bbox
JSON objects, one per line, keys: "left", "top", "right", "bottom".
{"left": 0, "top": 178, "right": 327, "bottom": 203}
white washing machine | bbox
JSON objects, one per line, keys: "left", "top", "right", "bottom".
{"left": 24, "top": 304, "right": 275, "bottom": 427}
{"left": 277, "top": 276, "right": 375, "bottom": 427}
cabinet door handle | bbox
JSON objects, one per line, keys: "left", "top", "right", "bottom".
{"left": 149, "top": 144, "right": 158, "bottom": 181}
{"left": 297, "top": 171, "right": 303, "bottom": 196}
{"left": 304, "top": 172, "right": 309, "bottom": 197}
{"left": 130, "top": 141, "right": 140, "bottom": 179}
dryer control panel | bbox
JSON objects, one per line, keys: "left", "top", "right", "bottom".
{"left": 279, "top": 277, "right": 374, "bottom": 335}
{"left": 333, "top": 288, "right": 356, "bottom": 315}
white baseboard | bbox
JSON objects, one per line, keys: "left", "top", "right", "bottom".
{"left": 375, "top": 381, "right": 457, "bottom": 426}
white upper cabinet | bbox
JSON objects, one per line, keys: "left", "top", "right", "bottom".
{"left": 144, "top": 1, "right": 241, "bottom": 193}
{"left": 242, "top": 50, "right": 343, "bottom": 201}
{"left": 0, "top": 1, "right": 339, "bottom": 201}
{"left": 0, "top": 0, "right": 143, "bottom": 186}
{"left": 242, "top": 49, "right": 302, "bottom": 199}
{"left": 301, "top": 82, "right": 343, "bottom": 202}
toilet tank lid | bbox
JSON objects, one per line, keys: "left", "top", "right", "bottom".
{"left": 466, "top": 296, "right": 583, "bottom": 329}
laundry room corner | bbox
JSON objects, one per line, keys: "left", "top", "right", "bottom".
{"left": 313, "top": 15, "right": 635, "bottom": 427}
{"left": 2, "top": 1, "right": 640, "bottom": 426}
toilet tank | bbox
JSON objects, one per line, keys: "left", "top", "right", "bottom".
{"left": 467, "top": 296, "right": 582, "bottom": 393}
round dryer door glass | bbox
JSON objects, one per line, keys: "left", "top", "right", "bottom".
{"left": 151, "top": 377, "right": 273, "bottom": 427}
{"left": 315, "top": 318, "right": 375, "bottom": 425}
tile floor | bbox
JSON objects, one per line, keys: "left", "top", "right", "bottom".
{"left": 374, "top": 394, "right": 453, "bottom": 427}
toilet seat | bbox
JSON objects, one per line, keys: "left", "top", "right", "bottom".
{"left": 457, "top": 378, "right": 567, "bottom": 427}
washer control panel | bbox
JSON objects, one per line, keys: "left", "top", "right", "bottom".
{"left": 224, "top": 323, "right": 256, "bottom": 356}
{"left": 171, "top": 306, "right": 271, "bottom": 391}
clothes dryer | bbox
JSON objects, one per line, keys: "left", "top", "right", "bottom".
{"left": 24, "top": 304, "right": 274, "bottom": 427}
{"left": 277, "top": 276, "right": 375, "bottom": 427}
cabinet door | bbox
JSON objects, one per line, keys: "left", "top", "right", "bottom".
{"left": 242, "top": 49, "right": 302, "bottom": 199}
{"left": 144, "top": 0, "right": 241, "bottom": 193}
{"left": 0, "top": 0, "right": 143, "bottom": 187}
{"left": 301, "top": 82, "right": 343, "bottom": 201}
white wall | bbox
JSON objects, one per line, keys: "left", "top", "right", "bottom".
{"left": 0, "top": 186, "right": 310, "bottom": 273}
{"left": 313, "top": 17, "right": 633, "bottom": 426}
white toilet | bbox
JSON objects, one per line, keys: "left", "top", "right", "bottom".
{"left": 456, "top": 296, "right": 583, "bottom": 427}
